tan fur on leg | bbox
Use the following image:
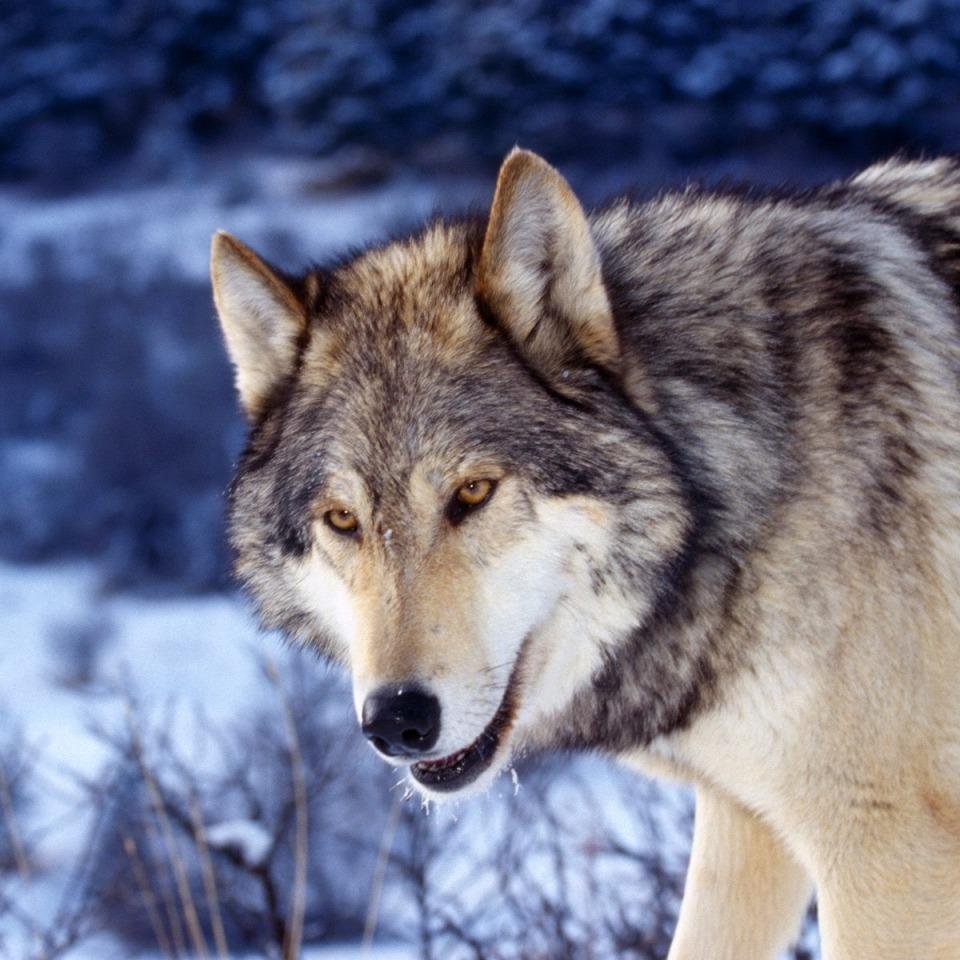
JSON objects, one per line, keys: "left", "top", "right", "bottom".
{"left": 815, "top": 813, "right": 960, "bottom": 960}
{"left": 667, "top": 788, "right": 811, "bottom": 960}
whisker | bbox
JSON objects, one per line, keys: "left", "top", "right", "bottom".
{"left": 480, "top": 659, "right": 515, "bottom": 675}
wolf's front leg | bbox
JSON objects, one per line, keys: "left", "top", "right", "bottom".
{"left": 667, "top": 787, "right": 811, "bottom": 960}
{"left": 814, "top": 814, "right": 960, "bottom": 960}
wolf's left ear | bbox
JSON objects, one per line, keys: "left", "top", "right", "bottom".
{"left": 477, "top": 148, "right": 619, "bottom": 375}
{"left": 211, "top": 231, "right": 309, "bottom": 420}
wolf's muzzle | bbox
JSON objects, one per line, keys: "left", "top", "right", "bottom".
{"left": 361, "top": 685, "right": 441, "bottom": 758}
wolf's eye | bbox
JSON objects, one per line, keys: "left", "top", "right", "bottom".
{"left": 448, "top": 479, "right": 496, "bottom": 524}
{"left": 458, "top": 479, "right": 494, "bottom": 506}
{"left": 325, "top": 508, "right": 359, "bottom": 536}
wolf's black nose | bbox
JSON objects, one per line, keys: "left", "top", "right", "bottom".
{"left": 362, "top": 686, "right": 441, "bottom": 758}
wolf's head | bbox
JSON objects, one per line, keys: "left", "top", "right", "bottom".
{"left": 212, "top": 150, "right": 692, "bottom": 798}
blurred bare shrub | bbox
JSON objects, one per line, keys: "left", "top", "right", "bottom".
{"left": 0, "top": 718, "right": 32, "bottom": 880}
{"left": 19, "top": 658, "right": 820, "bottom": 959}
{"left": 0, "top": 715, "right": 103, "bottom": 960}
{"left": 80, "top": 663, "right": 392, "bottom": 957}
{"left": 381, "top": 756, "right": 691, "bottom": 960}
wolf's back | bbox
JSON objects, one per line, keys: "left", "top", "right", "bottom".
{"left": 851, "top": 156, "right": 960, "bottom": 296}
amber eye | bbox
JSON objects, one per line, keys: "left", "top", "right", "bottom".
{"left": 457, "top": 479, "right": 494, "bottom": 507}
{"left": 324, "top": 508, "right": 359, "bottom": 536}
{"left": 447, "top": 478, "right": 496, "bottom": 524}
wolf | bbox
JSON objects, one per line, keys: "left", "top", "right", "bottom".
{"left": 211, "top": 148, "right": 960, "bottom": 959}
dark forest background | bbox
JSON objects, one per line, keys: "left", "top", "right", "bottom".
{"left": 4, "top": 0, "right": 960, "bottom": 593}
{"left": 5, "top": 0, "right": 960, "bottom": 187}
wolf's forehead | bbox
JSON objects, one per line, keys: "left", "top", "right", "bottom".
{"left": 293, "top": 222, "right": 530, "bottom": 482}
{"left": 302, "top": 346, "right": 529, "bottom": 508}
{"left": 323, "top": 355, "right": 500, "bottom": 465}
{"left": 352, "top": 220, "right": 479, "bottom": 283}
{"left": 321, "top": 222, "right": 489, "bottom": 349}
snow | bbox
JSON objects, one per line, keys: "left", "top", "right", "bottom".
{"left": 0, "top": 559, "right": 698, "bottom": 957}
{"left": 0, "top": 561, "right": 269, "bottom": 779}
{"left": 205, "top": 819, "right": 272, "bottom": 869}
{"left": 0, "top": 562, "right": 273, "bottom": 954}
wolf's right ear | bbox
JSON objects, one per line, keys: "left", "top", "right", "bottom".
{"left": 211, "top": 231, "right": 308, "bottom": 420}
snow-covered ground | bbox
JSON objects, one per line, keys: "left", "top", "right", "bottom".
{"left": 0, "top": 158, "right": 488, "bottom": 288}
{"left": 0, "top": 564, "right": 263, "bottom": 954}
{"left": 0, "top": 561, "right": 682, "bottom": 958}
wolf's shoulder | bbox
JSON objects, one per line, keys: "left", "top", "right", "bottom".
{"left": 847, "top": 155, "right": 960, "bottom": 225}
{"left": 592, "top": 155, "right": 960, "bottom": 228}
{"left": 590, "top": 156, "right": 960, "bottom": 302}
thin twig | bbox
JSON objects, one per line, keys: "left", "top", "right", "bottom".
{"left": 266, "top": 659, "right": 308, "bottom": 960}
{"left": 122, "top": 834, "right": 175, "bottom": 960}
{"left": 125, "top": 700, "right": 209, "bottom": 959}
{"left": 140, "top": 790, "right": 187, "bottom": 957}
{"left": 0, "top": 752, "right": 60, "bottom": 960}
{"left": 187, "top": 790, "right": 230, "bottom": 959}
{"left": 0, "top": 762, "right": 30, "bottom": 882}
{"left": 361, "top": 794, "right": 403, "bottom": 956}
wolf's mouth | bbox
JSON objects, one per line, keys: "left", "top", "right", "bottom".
{"left": 409, "top": 653, "right": 524, "bottom": 793}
